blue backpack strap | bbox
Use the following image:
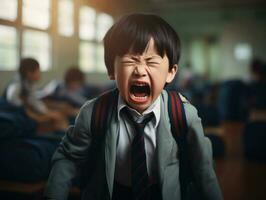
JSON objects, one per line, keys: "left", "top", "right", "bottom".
{"left": 167, "top": 90, "right": 198, "bottom": 199}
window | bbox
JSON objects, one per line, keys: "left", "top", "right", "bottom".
{"left": 79, "top": 42, "right": 95, "bottom": 72}
{"left": 0, "top": 1, "right": 113, "bottom": 72}
{"left": 58, "top": 0, "right": 74, "bottom": 37}
{"left": 79, "top": 6, "right": 96, "bottom": 40}
{"left": 0, "top": 25, "right": 18, "bottom": 70}
{"left": 79, "top": 42, "right": 105, "bottom": 73}
{"left": 22, "top": 30, "right": 51, "bottom": 71}
{"left": 0, "top": 0, "right": 53, "bottom": 70}
{"left": 0, "top": 0, "right": 17, "bottom": 21}
{"left": 22, "top": 0, "right": 51, "bottom": 29}
{"left": 234, "top": 43, "right": 252, "bottom": 61}
{"left": 79, "top": 6, "right": 113, "bottom": 73}
{"left": 96, "top": 43, "right": 105, "bottom": 72}
{"left": 96, "top": 13, "right": 114, "bottom": 42}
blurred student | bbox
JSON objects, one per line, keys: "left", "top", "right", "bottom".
{"left": 4, "top": 57, "right": 67, "bottom": 132}
{"left": 248, "top": 58, "right": 266, "bottom": 121}
{"left": 42, "top": 67, "right": 87, "bottom": 108}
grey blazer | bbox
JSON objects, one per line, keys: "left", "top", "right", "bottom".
{"left": 44, "top": 90, "right": 223, "bottom": 200}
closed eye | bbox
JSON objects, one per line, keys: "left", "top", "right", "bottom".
{"left": 148, "top": 62, "right": 160, "bottom": 64}
{"left": 146, "top": 57, "right": 162, "bottom": 66}
{"left": 120, "top": 55, "right": 133, "bottom": 63}
{"left": 147, "top": 61, "right": 160, "bottom": 66}
{"left": 121, "top": 60, "right": 135, "bottom": 65}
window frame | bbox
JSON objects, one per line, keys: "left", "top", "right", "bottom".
{"left": 78, "top": 5, "right": 113, "bottom": 73}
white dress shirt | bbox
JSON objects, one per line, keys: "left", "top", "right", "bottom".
{"left": 115, "top": 94, "right": 161, "bottom": 186}
{"left": 6, "top": 76, "right": 48, "bottom": 114}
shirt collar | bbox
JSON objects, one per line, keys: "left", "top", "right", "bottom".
{"left": 117, "top": 93, "right": 160, "bottom": 128}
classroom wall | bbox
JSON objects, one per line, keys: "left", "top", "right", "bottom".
{"left": 1, "top": 4, "right": 265, "bottom": 94}
{"left": 162, "top": 7, "right": 266, "bottom": 82}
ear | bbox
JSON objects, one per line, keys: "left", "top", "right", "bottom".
{"left": 108, "top": 70, "right": 115, "bottom": 80}
{"left": 109, "top": 74, "right": 115, "bottom": 80}
{"left": 166, "top": 64, "right": 178, "bottom": 83}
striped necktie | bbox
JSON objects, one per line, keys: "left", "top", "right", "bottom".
{"left": 124, "top": 108, "right": 154, "bottom": 200}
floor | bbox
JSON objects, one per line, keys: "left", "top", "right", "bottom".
{"left": 214, "top": 122, "right": 266, "bottom": 200}
{"left": 216, "top": 157, "right": 266, "bottom": 200}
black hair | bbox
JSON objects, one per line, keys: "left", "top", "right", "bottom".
{"left": 19, "top": 57, "right": 40, "bottom": 79}
{"left": 250, "top": 58, "right": 266, "bottom": 81}
{"left": 64, "top": 66, "right": 85, "bottom": 84}
{"left": 104, "top": 13, "right": 181, "bottom": 76}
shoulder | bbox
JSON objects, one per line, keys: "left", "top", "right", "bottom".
{"left": 179, "top": 93, "right": 189, "bottom": 103}
{"left": 5, "top": 80, "right": 21, "bottom": 98}
{"left": 6, "top": 79, "right": 21, "bottom": 90}
{"left": 75, "top": 98, "right": 96, "bottom": 126}
{"left": 161, "top": 90, "right": 200, "bottom": 126}
{"left": 78, "top": 97, "right": 96, "bottom": 113}
{"left": 183, "top": 100, "right": 201, "bottom": 127}
{"left": 76, "top": 89, "right": 118, "bottom": 124}
{"left": 177, "top": 92, "right": 201, "bottom": 127}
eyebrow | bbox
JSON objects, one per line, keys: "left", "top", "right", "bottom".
{"left": 123, "top": 54, "right": 162, "bottom": 59}
{"left": 145, "top": 55, "right": 162, "bottom": 60}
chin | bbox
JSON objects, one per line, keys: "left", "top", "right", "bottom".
{"left": 128, "top": 101, "right": 151, "bottom": 114}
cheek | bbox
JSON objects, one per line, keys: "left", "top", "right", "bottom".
{"left": 149, "top": 71, "right": 169, "bottom": 96}
{"left": 115, "top": 70, "right": 128, "bottom": 90}
{"left": 115, "top": 66, "right": 131, "bottom": 82}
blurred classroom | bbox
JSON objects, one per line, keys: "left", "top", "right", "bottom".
{"left": 0, "top": 0, "right": 266, "bottom": 199}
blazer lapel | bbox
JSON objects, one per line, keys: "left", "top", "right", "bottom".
{"left": 156, "top": 93, "right": 177, "bottom": 184}
{"left": 105, "top": 111, "right": 119, "bottom": 198}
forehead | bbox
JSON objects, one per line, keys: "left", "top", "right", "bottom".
{"left": 113, "top": 21, "right": 167, "bottom": 58}
{"left": 126, "top": 38, "right": 160, "bottom": 56}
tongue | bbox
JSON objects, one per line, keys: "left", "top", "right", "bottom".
{"left": 133, "top": 91, "right": 146, "bottom": 97}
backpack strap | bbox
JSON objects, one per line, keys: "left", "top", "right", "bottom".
{"left": 167, "top": 90, "right": 188, "bottom": 136}
{"left": 167, "top": 90, "right": 193, "bottom": 199}
{"left": 80, "top": 88, "right": 118, "bottom": 189}
{"left": 91, "top": 88, "right": 119, "bottom": 138}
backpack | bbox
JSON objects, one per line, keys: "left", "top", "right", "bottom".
{"left": 87, "top": 88, "right": 201, "bottom": 199}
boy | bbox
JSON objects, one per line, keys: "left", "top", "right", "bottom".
{"left": 4, "top": 57, "right": 67, "bottom": 132}
{"left": 44, "top": 13, "right": 222, "bottom": 200}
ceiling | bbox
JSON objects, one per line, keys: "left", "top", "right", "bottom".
{"left": 87, "top": 0, "right": 266, "bottom": 17}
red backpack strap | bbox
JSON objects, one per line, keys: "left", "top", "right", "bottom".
{"left": 80, "top": 88, "right": 118, "bottom": 189}
{"left": 167, "top": 90, "right": 188, "bottom": 136}
{"left": 167, "top": 90, "right": 195, "bottom": 199}
{"left": 91, "top": 88, "right": 119, "bottom": 137}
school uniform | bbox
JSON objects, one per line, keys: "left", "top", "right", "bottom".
{"left": 4, "top": 76, "right": 48, "bottom": 114}
{"left": 44, "top": 90, "right": 222, "bottom": 200}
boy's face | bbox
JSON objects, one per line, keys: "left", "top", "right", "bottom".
{"left": 26, "top": 68, "right": 41, "bottom": 83}
{"left": 110, "top": 38, "right": 177, "bottom": 113}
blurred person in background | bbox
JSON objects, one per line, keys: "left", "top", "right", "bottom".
{"left": 39, "top": 66, "right": 89, "bottom": 121}
{"left": 41, "top": 66, "right": 87, "bottom": 108}
{"left": 247, "top": 58, "right": 266, "bottom": 121}
{"left": 4, "top": 57, "right": 68, "bottom": 132}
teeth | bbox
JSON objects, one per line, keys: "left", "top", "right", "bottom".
{"left": 133, "top": 82, "right": 148, "bottom": 86}
{"left": 132, "top": 95, "right": 148, "bottom": 100}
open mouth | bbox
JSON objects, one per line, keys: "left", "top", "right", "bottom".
{"left": 130, "top": 82, "right": 151, "bottom": 99}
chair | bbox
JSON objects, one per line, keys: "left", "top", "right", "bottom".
{"left": 243, "top": 121, "right": 266, "bottom": 161}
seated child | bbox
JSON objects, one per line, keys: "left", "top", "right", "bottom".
{"left": 39, "top": 67, "right": 88, "bottom": 120}
{"left": 44, "top": 13, "right": 222, "bottom": 200}
{"left": 42, "top": 67, "right": 87, "bottom": 107}
{"left": 4, "top": 57, "right": 68, "bottom": 132}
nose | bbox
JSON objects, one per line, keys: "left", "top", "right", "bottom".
{"left": 134, "top": 64, "right": 147, "bottom": 77}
